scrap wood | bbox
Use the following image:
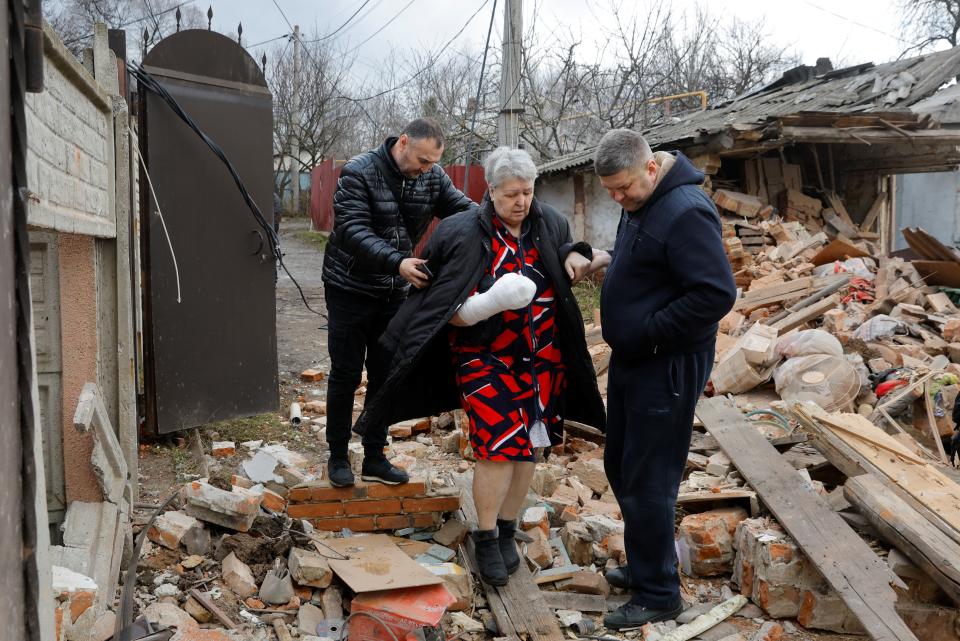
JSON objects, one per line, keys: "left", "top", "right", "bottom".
{"left": 453, "top": 472, "right": 565, "bottom": 641}
{"left": 696, "top": 397, "right": 916, "bottom": 641}
{"left": 792, "top": 402, "right": 960, "bottom": 548}
{"left": 539, "top": 591, "right": 606, "bottom": 613}
{"left": 324, "top": 534, "right": 443, "bottom": 593}
{"left": 844, "top": 475, "right": 960, "bottom": 606}
{"left": 187, "top": 589, "right": 237, "bottom": 630}
{"left": 769, "top": 293, "right": 841, "bottom": 333}
{"left": 660, "top": 595, "right": 747, "bottom": 641}
{"left": 765, "top": 275, "right": 851, "bottom": 325}
{"left": 923, "top": 379, "right": 950, "bottom": 465}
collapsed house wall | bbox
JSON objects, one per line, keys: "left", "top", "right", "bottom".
{"left": 23, "top": 21, "right": 137, "bottom": 629}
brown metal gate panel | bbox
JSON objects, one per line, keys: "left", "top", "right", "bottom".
{"left": 140, "top": 30, "right": 277, "bottom": 434}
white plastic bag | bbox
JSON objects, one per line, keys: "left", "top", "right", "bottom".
{"left": 852, "top": 314, "right": 905, "bottom": 342}
{"left": 775, "top": 329, "right": 843, "bottom": 358}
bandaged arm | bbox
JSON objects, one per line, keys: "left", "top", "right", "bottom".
{"left": 451, "top": 272, "right": 537, "bottom": 326}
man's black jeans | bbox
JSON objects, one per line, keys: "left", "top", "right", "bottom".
{"left": 324, "top": 286, "right": 401, "bottom": 460}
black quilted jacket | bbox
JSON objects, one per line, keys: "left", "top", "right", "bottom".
{"left": 321, "top": 137, "right": 476, "bottom": 300}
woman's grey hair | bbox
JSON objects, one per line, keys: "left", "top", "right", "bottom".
{"left": 484, "top": 146, "right": 538, "bottom": 188}
{"left": 594, "top": 129, "right": 652, "bottom": 177}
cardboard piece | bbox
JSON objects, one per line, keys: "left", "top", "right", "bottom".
{"left": 324, "top": 534, "right": 443, "bottom": 593}
{"left": 810, "top": 238, "right": 870, "bottom": 266}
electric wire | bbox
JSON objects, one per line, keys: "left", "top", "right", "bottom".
{"left": 303, "top": 0, "right": 373, "bottom": 42}
{"left": 338, "top": 0, "right": 418, "bottom": 58}
{"left": 129, "top": 63, "right": 326, "bottom": 318}
{"left": 130, "top": 127, "right": 182, "bottom": 303}
{"left": 353, "top": 0, "right": 493, "bottom": 102}
{"left": 462, "top": 0, "right": 498, "bottom": 186}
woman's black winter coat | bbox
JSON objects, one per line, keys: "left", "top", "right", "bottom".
{"left": 353, "top": 195, "right": 606, "bottom": 437}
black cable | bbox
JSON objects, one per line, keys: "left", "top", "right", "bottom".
{"left": 463, "top": 0, "right": 498, "bottom": 187}
{"left": 338, "top": 0, "right": 418, "bottom": 58}
{"left": 129, "top": 63, "right": 326, "bottom": 318}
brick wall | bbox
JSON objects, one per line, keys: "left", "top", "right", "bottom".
{"left": 24, "top": 25, "right": 114, "bottom": 237}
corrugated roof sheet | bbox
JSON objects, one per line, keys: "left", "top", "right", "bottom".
{"left": 538, "top": 46, "right": 960, "bottom": 175}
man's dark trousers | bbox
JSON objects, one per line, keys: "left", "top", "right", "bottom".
{"left": 324, "top": 286, "right": 401, "bottom": 459}
{"left": 604, "top": 348, "right": 714, "bottom": 609}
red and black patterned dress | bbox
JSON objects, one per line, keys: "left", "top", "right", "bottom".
{"left": 449, "top": 215, "right": 565, "bottom": 461}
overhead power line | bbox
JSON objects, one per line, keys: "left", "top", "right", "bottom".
{"left": 304, "top": 0, "right": 373, "bottom": 42}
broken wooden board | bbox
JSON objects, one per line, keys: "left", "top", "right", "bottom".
{"left": 792, "top": 404, "right": 960, "bottom": 547}
{"left": 913, "top": 260, "right": 960, "bottom": 288}
{"left": 769, "top": 293, "right": 841, "bottom": 333}
{"left": 453, "top": 473, "right": 564, "bottom": 641}
{"left": 844, "top": 474, "right": 960, "bottom": 606}
{"left": 696, "top": 397, "right": 917, "bottom": 641}
{"left": 324, "top": 534, "right": 443, "bottom": 593}
{"left": 539, "top": 591, "right": 606, "bottom": 613}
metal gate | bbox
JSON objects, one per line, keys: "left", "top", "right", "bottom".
{"left": 139, "top": 29, "right": 277, "bottom": 434}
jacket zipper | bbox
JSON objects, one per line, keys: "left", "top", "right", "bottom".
{"left": 391, "top": 179, "right": 407, "bottom": 298}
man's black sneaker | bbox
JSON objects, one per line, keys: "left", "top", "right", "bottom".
{"left": 327, "top": 457, "right": 355, "bottom": 488}
{"left": 360, "top": 456, "right": 410, "bottom": 485}
{"left": 603, "top": 601, "right": 684, "bottom": 629}
{"left": 605, "top": 565, "right": 631, "bottom": 589}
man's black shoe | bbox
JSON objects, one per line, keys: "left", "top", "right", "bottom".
{"left": 604, "top": 601, "right": 684, "bottom": 629}
{"left": 327, "top": 457, "right": 355, "bottom": 488}
{"left": 472, "top": 529, "right": 508, "bottom": 586}
{"left": 606, "top": 565, "right": 631, "bottom": 589}
{"left": 360, "top": 456, "right": 410, "bottom": 485}
{"left": 496, "top": 519, "right": 521, "bottom": 574}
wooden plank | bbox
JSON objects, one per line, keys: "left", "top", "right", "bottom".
{"left": 860, "top": 193, "right": 885, "bottom": 232}
{"left": 810, "top": 238, "right": 870, "bottom": 266}
{"left": 770, "top": 294, "right": 841, "bottom": 333}
{"left": 826, "top": 191, "right": 857, "bottom": 229}
{"left": 454, "top": 473, "right": 564, "bottom": 641}
{"left": 792, "top": 404, "right": 960, "bottom": 547}
{"left": 539, "top": 591, "right": 607, "bottom": 613}
{"left": 913, "top": 261, "right": 960, "bottom": 288}
{"left": 844, "top": 475, "right": 960, "bottom": 606}
{"left": 926, "top": 292, "right": 959, "bottom": 315}
{"left": 696, "top": 397, "right": 917, "bottom": 641}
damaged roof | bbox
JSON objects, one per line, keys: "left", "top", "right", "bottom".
{"left": 538, "top": 45, "right": 960, "bottom": 175}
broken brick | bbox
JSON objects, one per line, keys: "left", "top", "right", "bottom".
{"left": 677, "top": 507, "right": 747, "bottom": 576}
{"left": 147, "top": 510, "right": 205, "bottom": 551}
{"left": 300, "top": 368, "right": 325, "bottom": 382}
{"left": 561, "top": 521, "right": 594, "bottom": 566}
{"left": 210, "top": 441, "right": 235, "bottom": 458}
{"left": 433, "top": 518, "right": 469, "bottom": 547}
{"left": 559, "top": 571, "right": 610, "bottom": 597}
{"left": 288, "top": 547, "right": 333, "bottom": 589}
{"left": 222, "top": 553, "right": 257, "bottom": 598}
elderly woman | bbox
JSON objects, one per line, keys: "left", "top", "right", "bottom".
{"left": 354, "top": 147, "right": 606, "bottom": 585}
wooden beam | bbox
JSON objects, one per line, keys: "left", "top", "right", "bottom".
{"left": 769, "top": 294, "right": 841, "bottom": 333}
{"left": 844, "top": 475, "right": 960, "bottom": 606}
{"left": 781, "top": 126, "right": 960, "bottom": 145}
{"left": 453, "top": 473, "right": 564, "bottom": 641}
{"left": 696, "top": 398, "right": 917, "bottom": 641}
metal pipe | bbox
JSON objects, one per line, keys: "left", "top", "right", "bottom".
{"left": 289, "top": 402, "right": 302, "bottom": 426}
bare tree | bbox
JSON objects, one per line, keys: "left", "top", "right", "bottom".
{"left": 899, "top": 0, "right": 960, "bottom": 52}
{"left": 267, "top": 32, "right": 362, "bottom": 196}
{"left": 46, "top": 0, "right": 204, "bottom": 57}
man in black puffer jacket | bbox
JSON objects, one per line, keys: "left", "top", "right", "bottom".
{"left": 321, "top": 118, "right": 476, "bottom": 487}
{"left": 593, "top": 130, "right": 737, "bottom": 628}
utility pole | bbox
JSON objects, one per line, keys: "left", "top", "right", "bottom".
{"left": 289, "top": 24, "right": 301, "bottom": 213}
{"left": 498, "top": 0, "right": 523, "bottom": 148}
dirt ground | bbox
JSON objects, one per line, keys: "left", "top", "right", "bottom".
{"left": 137, "top": 216, "right": 330, "bottom": 504}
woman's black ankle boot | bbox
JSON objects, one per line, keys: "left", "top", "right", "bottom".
{"left": 497, "top": 519, "right": 521, "bottom": 574}
{"left": 472, "top": 528, "right": 508, "bottom": 586}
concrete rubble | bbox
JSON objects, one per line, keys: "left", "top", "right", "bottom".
{"left": 119, "top": 192, "right": 960, "bottom": 641}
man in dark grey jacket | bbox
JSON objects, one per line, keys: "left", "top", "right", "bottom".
{"left": 321, "top": 118, "right": 475, "bottom": 487}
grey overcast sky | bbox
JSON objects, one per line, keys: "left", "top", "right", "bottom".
{"left": 205, "top": 0, "right": 924, "bottom": 79}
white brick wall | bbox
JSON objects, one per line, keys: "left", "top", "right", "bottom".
{"left": 25, "top": 37, "right": 114, "bottom": 237}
